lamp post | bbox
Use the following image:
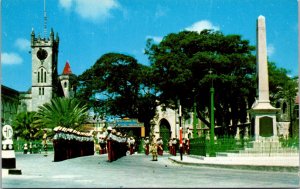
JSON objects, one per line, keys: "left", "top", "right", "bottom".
{"left": 209, "top": 70, "right": 216, "bottom": 157}
{"left": 178, "top": 99, "right": 183, "bottom": 160}
{"left": 192, "top": 89, "right": 198, "bottom": 138}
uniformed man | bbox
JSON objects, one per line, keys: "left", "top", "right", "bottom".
{"left": 98, "top": 136, "right": 103, "bottom": 154}
{"left": 42, "top": 130, "right": 48, "bottom": 156}
{"left": 144, "top": 137, "right": 150, "bottom": 155}
{"left": 149, "top": 142, "right": 158, "bottom": 161}
{"left": 23, "top": 143, "right": 28, "bottom": 154}
{"left": 157, "top": 137, "right": 163, "bottom": 156}
{"left": 53, "top": 126, "right": 62, "bottom": 161}
{"left": 185, "top": 138, "right": 190, "bottom": 155}
{"left": 172, "top": 138, "right": 177, "bottom": 156}
{"left": 129, "top": 137, "right": 135, "bottom": 155}
{"left": 168, "top": 138, "right": 173, "bottom": 155}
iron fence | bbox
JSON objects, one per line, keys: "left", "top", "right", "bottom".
{"left": 189, "top": 136, "right": 299, "bottom": 156}
{"left": 189, "top": 137, "right": 206, "bottom": 156}
{"left": 13, "top": 140, "right": 53, "bottom": 153}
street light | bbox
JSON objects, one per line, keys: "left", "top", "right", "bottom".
{"left": 209, "top": 69, "right": 216, "bottom": 157}
{"left": 178, "top": 99, "right": 183, "bottom": 160}
{"left": 192, "top": 89, "right": 198, "bottom": 138}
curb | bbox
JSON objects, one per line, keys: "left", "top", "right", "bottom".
{"left": 168, "top": 157, "right": 299, "bottom": 172}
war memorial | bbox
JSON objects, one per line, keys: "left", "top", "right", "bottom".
{"left": 1, "top": 1, "right": 299, "bottom": 188}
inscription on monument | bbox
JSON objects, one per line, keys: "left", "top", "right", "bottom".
{"left": 259, "top": 117, "right": 273, "bottom": 137}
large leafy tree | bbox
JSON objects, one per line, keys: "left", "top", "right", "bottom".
{"left": 77, "top": 53, "right": 157, "bottom": 134}
{"left": 268, "top": 62, "right": 298, "bottom": 102}
{"left": 34, "top": 97, "right": 89, "bottom": 129}
{"left": 145, "top": 30, "right": 256, "bottom": 136}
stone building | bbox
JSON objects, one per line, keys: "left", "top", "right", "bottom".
{"left": 19, "top": 28, "right": 75, "bottom": 113}
{"left": 1, "top": 85, "right": 20, "bottom": 126}
{"left": 1, "top": 27, "right": 76, "bottom": 128}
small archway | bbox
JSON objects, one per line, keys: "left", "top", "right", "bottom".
{"left": 159, "top": 118, "right": 171, "bottom": 150}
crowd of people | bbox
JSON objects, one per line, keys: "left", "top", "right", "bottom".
{"left": 52, "top": 125, "right": 191, "bottom": 162}
{"left": 52, "top": 126, "right": 94, "bottom": 162}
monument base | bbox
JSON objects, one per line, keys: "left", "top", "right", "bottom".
{"left": 2, "top": 168, "right": 22, "bottom": 175}
{"left": 249, "top": 101, "right": 280, "bottom": 142}
{"left": 2, "top": 158, "right": 16, "bottom": 169}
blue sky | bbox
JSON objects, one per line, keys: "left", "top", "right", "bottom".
{"left": 1, "top": 0, "right": 298, "bottom": 92}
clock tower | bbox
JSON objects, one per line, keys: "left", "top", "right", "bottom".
{"left": 30, "top": 28, "right": 60, "bottom": 111}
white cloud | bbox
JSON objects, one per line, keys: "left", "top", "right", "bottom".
{"left": 185, "top": 20, "right": 220, "bottom": 33}
{"left": 14, "top": 38, "right": 30, "bottom": 51}
{"left": 59, "top": 0, "right": 73, "bottom": 9}
{"left": 146, "top": 35, "right": 163, "bottom": 43}
{"left": 267, "top": 43, "right": 275, "bottom": 57}
{"left": 1, "top": 52, "right": 23, "bottom": 65}
{"left": 59, "top": 0, "right": 120, "bottom": 22}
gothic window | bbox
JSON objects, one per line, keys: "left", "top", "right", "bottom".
{"left": 44, "top": 72, "right": 47, "bottom": 83}
{"left": 41, "top": 68, "right": 44, "bottom": 83}
{"left": 64, "top": 82, "right": 67, "bottom": 88}
{"left": 39, "top": 87, "right": 45, "bottom": 95}
{"left": 37, "top": 68, "right": 47, "bottom": 83}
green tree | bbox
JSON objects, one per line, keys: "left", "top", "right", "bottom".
{"left": 268, "top": 62, "right": 298, "bottom": 103}
{"left": 34, "top": 97, "right": 89, "bottom": 130}
{"left": 12, "top": 111, "right": 40, "bottom": 140}
{"left": 77, "top": 53, "right": 157, "bottom": 135}
{"left": 268, "top": 62, "right": 298, "bottom": 137}
{"left": 145, "top": 30, "right": 256, "bottom": 136}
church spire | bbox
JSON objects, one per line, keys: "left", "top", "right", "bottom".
{"left": 62, "top": 61, "right": 72, "bottom": 75}
{"left": 43, "top": 0, "right": 47, "bottom": 38}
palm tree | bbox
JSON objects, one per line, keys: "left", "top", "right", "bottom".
{"left": 34, "top": 97, "right": 89, "bottom": 130}
{"left": 12, "top": 111, "right": 39, "bottom": 141}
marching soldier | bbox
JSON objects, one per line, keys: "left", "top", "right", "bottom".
{"left": 149, "top": 142, "right": 158, "bottom": 161}
{"left": 53, "top": 126, "right": 63, "bottom": 161}
{"left": 168, "top": 138, "right": 173, "bottom": 155}
{"left": 172, "top": 138, "right": 177, "bottom": 156}
{"left": 183, "top": 138, "right": 186, "bottom": 154}
{"left": 42, "top": 130, "right": 48, "bottom": 156}
{"left": 157, "top": 137, "right": 163, "bottom": 156}
{"left": 185, "top": 138, "right": 190, "bottom": 155}
{"left": 129, "top": 137, "right": 135, "bottom": 155}
{"left": 23, "top": 143, "right": 28, "bottom": 154}
{"left": 144, "top": 137, "right": 150, "bottom": 155}
{"left": 99, "top": 136, "right": 107, "bottom": 154}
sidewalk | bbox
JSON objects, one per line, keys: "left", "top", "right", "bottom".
{"left": 168, "top": 154, "right": 299, "bottom": 172}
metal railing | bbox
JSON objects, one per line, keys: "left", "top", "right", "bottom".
{"left": 189, "top": 136, "right": 299, "bottom": 156}
{"left": 13, "top": 140, "right": 54, "bottom": 153}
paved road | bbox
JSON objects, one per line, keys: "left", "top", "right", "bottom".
{"left": 2, "top": 152, "right": 299, "bottom": 188}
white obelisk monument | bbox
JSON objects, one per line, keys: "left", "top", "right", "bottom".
{"left": 250, "top": 15, "right": 279, "bottom": 141}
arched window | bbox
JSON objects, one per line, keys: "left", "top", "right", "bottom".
{"left": 282, "top": 102, "right": 287, "bottom": 114}
{"left": 64, "top": 81, "right": 67, "bottom": 88}
{"left": 41, "top": 68, "right": 44, "bottom": 83}
{"left": 37, "top": 67, "right": 47, "bottom": 83}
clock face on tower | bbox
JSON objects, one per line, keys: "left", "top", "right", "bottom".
{"left": 37, "top": 48, "right": 48, "bottom": 61}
